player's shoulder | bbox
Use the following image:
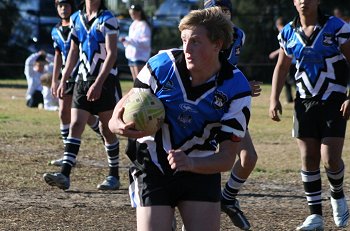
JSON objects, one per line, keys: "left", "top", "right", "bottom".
{"left": 233, "top": 26, "right": 245, "bottom": 37}
{"left": 100, "top": 9, "right": 117, "bottom": 21}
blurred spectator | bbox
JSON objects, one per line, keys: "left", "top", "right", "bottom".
{"left": 40, "top": 72, "right": 59, "bottom": 111}
{"left": 24, "top": 51, "right": 54, "bottom": 107}
{"left": 120, "top": 4, "right": 151, "bottom": 80}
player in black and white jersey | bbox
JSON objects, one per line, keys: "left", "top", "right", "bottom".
{"left": 49, "top": 0, "right": 104, "bottom": 167}
{"left": 270, "top": 0, "right": 350, "bottom": 230}
{"left": 43, "top": 0, "right": 121, "bottom": 191}
{"left": 109, "top": 7, "right": 252, "bottom": 231}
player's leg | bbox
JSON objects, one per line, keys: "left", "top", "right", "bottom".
{"left": 96, "top": 109, "right": 120, "bottom": 190}
{"left": 49, "top": 94, "right": 72, "bottom": 166}
{"left": 86, "top": 114, "right": 104, "bottom": 140}
{"left": 321, "top": 137, "right": 349, "bottom": 228}
{"left": 296, "top": 138, "right": 324, "bottom": 231}
{"left": 95, "top": 76, "right": 121, "bottom": 190}
{"left": 136, "top": 206, "right": 175, "bottom": 231}
{"left": 43, "top": 108, "right": 90, "bottom": 190}
{"left": 59, "top": 94, "right": 72, "bottom": 141}
{"left": 221, "top": 130, "right": 256, "bottom": 230}
{"left": 178, "top": 201, "right": 220, "bottom": 231}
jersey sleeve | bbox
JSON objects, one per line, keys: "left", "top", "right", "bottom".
{"left": 101, "top": 13, "right": 119, "bottom": 36}
{"left": 220, "top": 70, "right": 251, "bottom": 140}
{"left": 334, "top": 17, "right": 350, "bottom": 46}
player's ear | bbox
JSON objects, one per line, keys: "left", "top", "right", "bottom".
{"left": 214, "top": 40, "right": 223, "bottom": 52}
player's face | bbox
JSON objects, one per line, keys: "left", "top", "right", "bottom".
{"left": 293, "top": 0, "right": 319, "bottom": 16}
{"left": 181, "top": 26, "right": 221, "bottom": 74}
{"left": 57, "top": 3, "right": 72, "bottom": 19}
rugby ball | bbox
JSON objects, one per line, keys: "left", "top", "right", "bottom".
{"left": 123, "top": 89, "right": 165, "bottom": 134}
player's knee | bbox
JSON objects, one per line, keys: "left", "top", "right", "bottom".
{"left": 241, "top": 151, "right": 258, "bottom": 169}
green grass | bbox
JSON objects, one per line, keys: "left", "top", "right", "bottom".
{"left": 1, "top": 78, "right": 349, "bottom": 187}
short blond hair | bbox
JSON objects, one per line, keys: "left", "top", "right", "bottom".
{"left": 178, "top": 7, "right": 233, "bottom": 50}
{"left": 40, "top": 72, "right": 52, "bottom": 87}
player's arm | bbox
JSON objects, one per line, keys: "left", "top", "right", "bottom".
{"left": 58, "top": 40, "right": 78, "bottom": 98}
{"left": 51, "top": 49, "right": 62, "bottom": 97}
{"left": 339, "top": 39, "right": 350, "bottom": 119}
{"left": 86, "top": 33, "right": 118, "bottom": 101}
{"left": 167, "top": 139, "right": 239, "bottom": 174}
{"left": 269, "top": 48, "right": 292, "bottom": 121}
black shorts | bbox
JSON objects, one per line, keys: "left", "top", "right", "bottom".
{"left": 64, "top": 79, "right": 75, "bottom": 95}
{"left": 128, "top": 162, "right": 221, "bottom": 208}
{"left": 72, "top": 75, "right": 121, "bottom": 115}
{"left": 293, "top": 93, "right": 347, "bottom": 139}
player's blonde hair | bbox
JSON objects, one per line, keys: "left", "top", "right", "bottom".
{"left": 178, "top": 7, "right": 233, "bottom": 50}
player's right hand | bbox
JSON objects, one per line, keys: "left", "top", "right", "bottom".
{"left": 269, "top": 99, "right": 282, "bottom": 122}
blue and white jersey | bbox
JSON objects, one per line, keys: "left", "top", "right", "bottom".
{"left": 134, "top": 49, "right": 251, "bottom": 173}
{"left": 70, "top": 8, "right": 119, "bottom": 80}
{"left": 51, "top": 23, "right": 79, "bottom": 80}
{"left": 223, "top": 26, "right": 245, "bottom": 66}
{"left": 279, "top": 15, "right": 350, "bottom": 100}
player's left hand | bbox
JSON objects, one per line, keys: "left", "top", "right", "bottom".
{"left": 87, "top": 82, "right": 102, "bottom": 101}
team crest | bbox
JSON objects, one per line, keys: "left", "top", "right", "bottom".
{"left": 322, "top": 33, "right": 333, "bottom": 46}
{"left": 235, "top": 46, "right": 241, "bottom": 56}
{"left": 212, "top": 90, "right": 228, "bottom": 109}
{"left": 162, "top": 80, "right": 174, "bottom": 91}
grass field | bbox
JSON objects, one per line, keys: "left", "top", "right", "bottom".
{"left": 0, "top": 79, "right": 349, "bottom": 230}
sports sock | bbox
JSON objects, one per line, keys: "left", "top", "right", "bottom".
{"left": 60, "top": 123, "right": 70, "bottom": 142}
{"left": 222, "top": 171, "right": 246, "bottom": 204}
{"left": 61, "top": 137, "right": 81, "bottom": 177}
{"left": 301, "top": 169, "right": 323, "bottom": 216}
{"left": 89, "top": 116, "right": 103, "bottom": 139}
{"left": 326, "top": 166, "right": 345, "bottom": 199}
{"left": 105, "top": 140, "right": 119, "bottom": 178}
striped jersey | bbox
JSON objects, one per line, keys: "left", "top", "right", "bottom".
{"left": 278, "top": 14, "right": 350, "bottom": 100}
{"left": 70, "top": 8, "right": 119, "bottom": 80}
{"left": 51, "top": 23, "right": 79, "bottom": 79}
{"left": 134, "top": 49, "right": 251, "bottom": 174}
{"left": 223, "top": 26, "right": 245, "bottom": 66}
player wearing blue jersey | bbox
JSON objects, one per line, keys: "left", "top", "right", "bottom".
{"left": 43, "top": 0, "right": 121, "bottom": 191}
{"left": 269, "top": 0, "right": 350, "bottom": 230}
{"left": 49, "top": 0, "right": 103, "bottom": 167}
{"left": 109, "top": 7, "right": 252, "bottom": 231}
{"left": 203, "top": 1, "right": 259, "bottom": 230}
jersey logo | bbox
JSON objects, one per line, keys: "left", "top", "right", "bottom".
{"left": 322, "top": 33, "right": 333, "bottom": 46}
{"left": 212, "top": 90, "right": 228, "bottom": 109}
{"left": 177, "top": 103, "right": 197, "bottom": 128}
{"left": 235, "top": 46, "right": 241, "bottom": 56}
{"left": 163, "top": 80, "right": 174, "bottom": 91}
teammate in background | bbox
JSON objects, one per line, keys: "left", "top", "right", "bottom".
{"left": 269, "top": 0, "right": 350, "bottom": 230}
{"left": 269, "top": 16, "right": 295, "bottom": 104}
{"left": 109, "top": 7, "right": 251, "bottom": 231}
{"left": 333, "top": 7, "right": 350, "bottom": 24}
{"left": 49, "top": 0, "right": 103, "bottom": 166}
{"left": 43, "top": 0, "right": 122, "bottom": 191}
{"left": 204, "top": 1, "right": 259, "bottom": 230}
{"left": 40, "top": 72, "right": 59, "bottom": 111}
{"left": 24, "top": 51, "right": 54, "bottom": 108}
{"left": 119, "top": 4, "right": 151, "bottom": 80}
